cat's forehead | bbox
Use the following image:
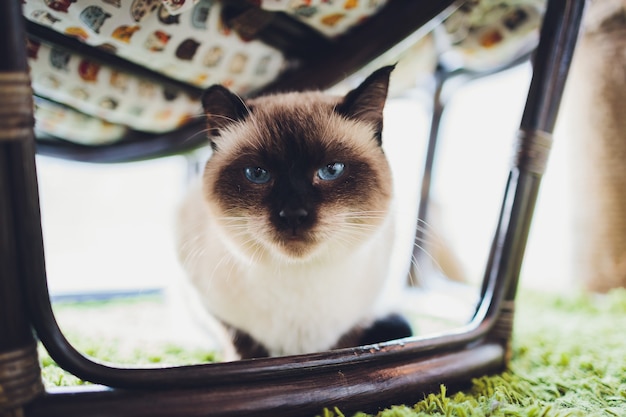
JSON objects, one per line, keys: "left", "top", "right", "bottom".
{"left": 209, "top": 90, "right": 383, "bottom": 167}
{"left": 249, "top": 90, "right": 339, "bottom": 110}
{"left": 252, "top": 93, "right": 336, "bottom": 127}
{"left": 239, "top": 92, "right": 378, "bottom": 156}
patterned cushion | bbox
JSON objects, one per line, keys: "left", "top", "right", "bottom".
{"left": 23, "top": 0, "right": 545, "bottom": 147}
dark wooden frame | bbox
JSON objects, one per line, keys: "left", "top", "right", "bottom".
{"left": 0, "top": 0, "right": 584, "bottom": 416}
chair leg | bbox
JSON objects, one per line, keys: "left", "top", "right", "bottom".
{"left": 481, "top": 0, "right": 585, "bottom": 357}
{"left": 0, "top": 1, "right": 47, "bottom": 415}
{"left": 408, "top": 67, "right": 447, "bottom": 286}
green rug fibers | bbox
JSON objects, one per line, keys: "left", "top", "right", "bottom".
{"left": 40, "top": 289, "right": 626, "bottom": 416}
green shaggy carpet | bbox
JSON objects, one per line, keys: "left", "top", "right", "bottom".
{"left": 41, "top": 288, "right": 626, "bottom": 417}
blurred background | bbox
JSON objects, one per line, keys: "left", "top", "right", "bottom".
{"left": 37, "top": 61, "right": 574, "bottom": 300}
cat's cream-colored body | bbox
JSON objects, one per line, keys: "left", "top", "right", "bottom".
{"left": 177, "top": 183, "right": 396, "bottom": 356}
{"left": 176, "top": 66, "right": 406, "bottom": 358}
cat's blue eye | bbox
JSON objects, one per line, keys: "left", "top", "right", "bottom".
{"left": 244, "top": 167, "right": 271, "bottom": 184}
{"left": 317, "top": 162, "right": 345, "bottom": 181}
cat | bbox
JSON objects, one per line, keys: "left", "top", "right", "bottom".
{"left": 176, "top": 66, "right": 412, "bottom": 360}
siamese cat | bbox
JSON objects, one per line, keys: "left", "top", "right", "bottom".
{"left": 176, "top": 66, "right": 412, "bottom": 359}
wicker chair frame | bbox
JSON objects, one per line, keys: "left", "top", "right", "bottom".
{"left": 0, "top": 0, "right": 584, "bottom": 416}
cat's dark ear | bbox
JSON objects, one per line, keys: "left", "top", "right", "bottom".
{"left": 336, "top": 65, "right": 394, "bottom": 145}
{"left": 202, "top": 84, "right": 250, "bottom": 148}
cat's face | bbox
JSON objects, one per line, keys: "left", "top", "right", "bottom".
{"left": 201, "top": 67, "right": 395, "bottom": 262}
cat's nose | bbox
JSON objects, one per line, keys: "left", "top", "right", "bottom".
{"left": 279, "top": 207, "right": 309, "bottom": 227}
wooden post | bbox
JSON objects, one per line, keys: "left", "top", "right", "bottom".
{"left": 0, "top": 1, "right": 45, "bottom": 416}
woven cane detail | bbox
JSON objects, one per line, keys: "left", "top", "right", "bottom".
{"left": 0, "top": 345, "right": 44, "bottom": 411}
{"left": 488, "top": 300, "right": 516, "bottom": 363}
{"left": 513, "top": 129, "right": 553, "bottom": 175}
{"left": 491, "top": 300, "right": 515, "bottom": 341}
{"left": 0, "top": 73, "right": 34, "bottom": 142}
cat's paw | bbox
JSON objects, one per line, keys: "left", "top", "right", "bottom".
{"left": 357, "top": 313, "right": 413, "bottom": 346}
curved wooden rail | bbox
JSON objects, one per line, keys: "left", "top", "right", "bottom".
{"left": 0, "top": 0, "right": 585, "bottom": 415}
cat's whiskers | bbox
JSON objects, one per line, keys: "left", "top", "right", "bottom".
{"left": 223, "top": 223, "right": 247, "bottom": 240}
{"left": 182, "top": 127, "right": 212, "bottom": 144}
{"left": 207, "top": 234, "right": 263, "bottom": 286}
{"left": 340, "top": 219, "right": 384, "bottom": 226}
{"left": 248, "top": 242, "right": 265, "bottom": 267}
{"left": 415, "top": 218, "right": 445, "bottom": 239}
{"left": 182, "top": 112, "right": 252, "bottom": 145}
{"left": 216, "top": 216, "right": 247, "bottom": 224}
{"left": 180, "top": 241, "right": 208, "bottom": 271}
{"left": 326, "top": 211, "right": 386, "bottom": 225}
{"left": 207, "top": 251, "right": 234, "bottom": 287}
{"left": 231, "top": 229, "right": 269, "bottom": 266}
{"left": 206, "top": 113, "right": 241, "bottom": 124}
{"left": 390, "top": 208, "right": 442, "bottom": 262}
{"left": 243, "top": 232, "right": 267, "bottom": 263}
{"left": 216, "top": 216, "right": 250, "bottom": 234}
{"left": 223, "top": 251, "right": 241, "bottom": 285}
{"left": 336, "top": 230, "right": 374, "bottom": 247}
{"left": 178, "top": 232, "right": 203, "bottom": 253}
{"left": 409, "top": 239, "right": 446, "bottom": 282}
{"left": 339, "top": 219, "right": 383, "bottom": 230}
{"left": 185, "top": 112, "right": 205, "bottom": 120}
{"left": 330, "top": 209, "right": 447, "bottom": 285}
{"left": 408, "top": 252, "right": 423, "bottom": 287}
{"left": 229, "top": 90, "right": 253, "bottom": 116}
{"left": 331, "top": 223, "right": 377, "bottom": 246}
{"left": 190, "top": 211, "right": 269, "bottom": 268}
{"left": 338, "top": 228, "right": 375, "bottom": 239}
{"left": 180, "top": 222, "right": 220, "bottom": 269}
{"left": 331, "top": 231, "right": 365, "bottom": 249}
{"left": 301, "top": 210, "right": 388, "bottom": 250}
{"left": 386, "top": 205, "right": 447, "bottom": 243}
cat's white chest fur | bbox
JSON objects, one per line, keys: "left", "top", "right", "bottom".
{"left": 177, "top": 183, "right": 396, "bottom": 357}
